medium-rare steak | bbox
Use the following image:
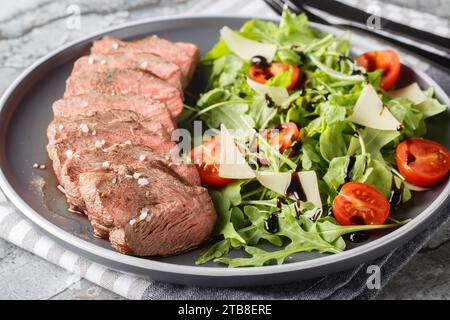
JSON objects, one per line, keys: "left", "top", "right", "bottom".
{"left": 47, "top": 110, "right": 176, "bottom": 182}
{"left": 52, "top": 93, "right": 175, "bottom": 133}
{"left": 64, "top": 69, "right": 184, "bottom": 118}
{"left": 72, "top": 53, "right": 183, "bottom": 90}
{"left": 90, "top": 35, "right": 199, "bottom": 83}
{"left": 60, "top": 143, "right": 200, "bottom": 211}
{"left": 78, "top": 162, "right": 216, "bottom": 256}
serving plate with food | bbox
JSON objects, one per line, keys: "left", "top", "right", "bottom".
{"left": 0, "top": 9, "right": 448, "bottom": 286}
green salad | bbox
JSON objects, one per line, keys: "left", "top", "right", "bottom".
{"left": 179, "top": 8, "right": 449, "bottom": 267}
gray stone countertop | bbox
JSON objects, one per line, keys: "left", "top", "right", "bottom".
{"left": 0, "top": 0, "right": 449, "bottom": 300}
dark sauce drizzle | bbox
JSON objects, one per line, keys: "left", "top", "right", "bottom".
{"left": 346, "top": 232, "right": 370, "bottom": 243}
{"left": 344, "top": 155, "right": 357, "bottom": 183}
{"left": 265, "top": 94, "right": 276, "bottom": 108}
{"left": 285, "top": 172, "right": 307, "bottom": 202}
{"left": 251, "top": 55, "right": 270, "bottom": 68}
{"left": 264, "top": 213, "right": 279, "bottom": 233}
{"left": 389, "top": 177, "right": 404, "bottom": 209}
{"left": 338, "top": 55, "right": 368, "bottom": 79}
{"left": 264, "top": 198, "right": 282, "bottom": 233}
{"left": 327, "top": 207, "right": 334, "bottom": 217}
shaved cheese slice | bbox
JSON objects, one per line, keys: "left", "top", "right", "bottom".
{"left": 255, "top": 171, "right": 290, "bottom": 195}
{"left": 219, "top": 124, "right": 255, "bottom": 179}
{"left": 220, "top": 26, "right": 277, "bottom": 61}
{"left": 309, "top": 56, "right": 365, "bottom": 81}
{"left": 247, "top": 78, "right": 289, "bottom": 105}
{"left": 388, "top": 82, "right": 427, "bottom": 105}
{"left": 348, "top": 84, "right": 402, "bottom": 131}
{"left": 255, "top": 170, "right": 322, "bottom": 208}
{"left": 403, "top": 181, "right": 429, "bottom": 192}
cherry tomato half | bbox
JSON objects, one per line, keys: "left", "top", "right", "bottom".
{"left": 396, "top": 138, "right": 450, "bottom": 187}
{"left": 355, "top": 49, "right": 400, "bottom": 90}
{"left": 269, "top": 122, "right": 300, "bottom": 153}
{"left": 189, "top": 137, "right": 233, "bottom": 187}
{"left": 332, "top": 182, "right": 390, "bottom": 226}
{"left": 249, "top": 62, "right": 300, "bottom": 91}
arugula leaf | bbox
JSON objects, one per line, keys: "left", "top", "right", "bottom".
{"left": 347, "top": 127, "right": 400, "bottom": 160}
{"left": 319, "top": 121, "right": 351, "bottom": 161}
{"left": 300, "top": 138, "right": 328, "bottom": 171}
{"left": 196, "top": 239, "right": 231, "bottom": 265}
{"left": 209, "top": 55, "right": 246, "bottom": 89}
{"left": 416, "top": 87, "right": 447, "bottom": 118}
{"left": 248, "top": 96, "right": 276, "bottom": 129}
{"left": 363, "top": 159, "right": 393, "bottom": 198}
{"left": 197, "top": 88, "right": 230, "bottom": 108}
{"left": 275, "top": 49, "right": 301, "bottom": 65}
{"left": 387, "top": 98, "right": 426, "bottom": 137}
{"left": 266, "top": 70, "right": 293, "bottom": 87}
{"left": 202, "top": 38, "right": 230, "bottom": 62}
{"left": 205, "top": 103, "right": 255, "bottom": 130}
{"left": 323, "top": 154, "right": 370, "bottom": 191}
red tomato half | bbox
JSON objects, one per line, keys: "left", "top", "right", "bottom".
{"left": 249, "top": 62, "right": 300, "bottom": 91}
{"left": 396, "top": 138, "right": 450, "bottom": 187}
{"left": 189, "top": 137, "right": 233, "bottom": 187}
{"left": 269, "top": 122, "right": 300, "bottom": 153}
{"left": 355, "top": 49, "right": 400, "bottom": 90}
{"left": 332, "top": 182, "right": 390, "bottom": 226}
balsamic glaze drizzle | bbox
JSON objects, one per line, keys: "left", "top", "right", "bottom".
{"left": 344, "top": 155, "right": 357, "bottom": 183}
{"left": 345, "top": 232, "right": 370, "bottom": 243}
{"left": 389, "top": 177, "right": 404, "bottom": 209}
{"left": 264, "top": 213, "right": 279, "bottom": 233}
{"left": 285, "top": 172, "right": 307, "bottom": 202}
{"left": 251, "top": 55, "right": 270, "bottom": 68}
{"left": 265, "top": 94, "right": 276, "bottom": 108}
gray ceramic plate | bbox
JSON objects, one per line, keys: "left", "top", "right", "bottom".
{"left": 0, "top": 15, "right": 449, "bottom": 287}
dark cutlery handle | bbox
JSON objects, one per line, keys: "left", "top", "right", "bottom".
{"left": 292, "top": 0, "right": 450, "bottom": 52}
{"left": 263, "top": 0, "right": 450, "bottom": 70}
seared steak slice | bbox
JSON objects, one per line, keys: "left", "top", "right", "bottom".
{"left": 64, "top": 69, "right": 184, "bottom": 118}
{"left": 52, "top": 93, "right": 175, "bottom": 133}
{"left": 91, "top": 35, "right": 199, "bottom": 83}
{"left": 79, "top": 162, "right": 216, "bottom": 256}
{"left": 47, "top": 110, "right": 176, "bottom": 182}
{"left": 61, "top": 143, "right": 200, "bottom": 211}
{"left": 72, "top": 53, "right": 183, "bottom": 90}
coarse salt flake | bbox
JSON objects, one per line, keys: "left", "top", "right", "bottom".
{"left": 129, "top": 219, "right": 136, "bottom": 226}
{"left": 137, "top": 178, "right": 149, "bottom": 186}
{"left": 102, "top": 161, "right": 110, "bottom": 168}
{"left": 139, "top": 154, "right": 146, "bottom": 161}
{"left": 139, "top": 208, "right": 148, "bottom": 220}
{"left": 80, "top": 123, "right": 89, "bottom": 133}
{"left": 65, "top": 150, "right": 74, "bottom": 158}
{"left": 133, "top": 172, "right": 142, "bottom": 179}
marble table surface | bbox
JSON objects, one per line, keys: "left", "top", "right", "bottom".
{"left": 0, "top": 0, "right": 449, "bottom": 300}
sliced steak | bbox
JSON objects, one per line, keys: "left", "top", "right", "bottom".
{"left": 64, "top": 69, "right": 184, "bottom": 118}
{"left": 60, "top": 143, "right": 200, "bottom": 211}
{"left": 47, "top": 110, "right": 176, "bottom": 182}
{"left": 91, "top": 35, "right": 199, "bottom": 84}
{"left": 72, "top": 53, "right": 183, "bottom": 90}
{"left": 78, "top": 162, "right": 216, "bottom": 256}
{"left": 52, "top": 93, "right": 175, "bottom": 133}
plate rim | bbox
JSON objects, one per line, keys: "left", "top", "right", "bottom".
{"left": 0, "top": 14, "right": 449, "bottom": 278}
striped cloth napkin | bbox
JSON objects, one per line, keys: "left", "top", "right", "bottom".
{"left": 1, "top": 189, "right": 449, "bottom": 300}
{"left": 1, "top": 0, "right": 449, "bottom": 300}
